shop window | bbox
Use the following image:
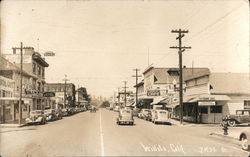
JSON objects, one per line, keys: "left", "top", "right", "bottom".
{"left": 38, "top": 66, "right": 41, "bottom": 75}
{"left": 210, "top": 106, "right": 222, "bottom": 113}
{"left": 244, "top": 101, "right": 250, "bottom": 109}
{"left": 32, "top": 63, "right": 36, "bottom": 73}
{"left": 243, "top": 111, "right": 249, "bottom": 115}
{"left": 200, "top": 106, "right": 208, "bottom": 114}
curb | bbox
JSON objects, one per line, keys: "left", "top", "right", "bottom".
{"left": 0, "top": 124, "right": 27, "bottom": 128}
{"left": 209, "top": 132, "right": 239, "bottom": 141}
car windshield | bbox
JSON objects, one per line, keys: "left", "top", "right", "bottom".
{"left": 236, "top": 111, "right": 243, "bottom": 115}
{"left": 32, "top": 111, "right": 42, "bottom": 114}
{"left": 159, "top": 111, "right": 167, "bottom": 115}
{"left": 121, "top": 110, "right": 131, "bottom": 115}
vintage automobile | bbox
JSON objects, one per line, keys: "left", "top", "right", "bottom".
{"left": 222, "top": 109, "right": 250, "bottom": 127}
{"left": 239, "top": 129, "right": 250, "bottom": 151}
{"left": 113, "top": 106, "right": 120, "bottom": 112}
{"left": 62, "top": 108, "right": 70, "bottom": 116}
{"left": 25, "top": 110, "right": 46, "bottom": 125}
{"left": 138, "top": 109, "right": 150, "bottom": 119}
{"left": 117, "top": 109, "right": 134, "bottom": 125}
{"left": 44, "top": 109, "right": 58, "bottom": 121}
{"left": 132, "top": 108, "right": 140, "bottom": 117}
{"left": 151, "top": 110, "right": 171, "bottom": 124}
{"left": 55, "top": 108, "right": 63, "bottom": 120}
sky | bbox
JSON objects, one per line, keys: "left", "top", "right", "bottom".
{"left": 1, "top": 0, "right": 249, "bottom": 98}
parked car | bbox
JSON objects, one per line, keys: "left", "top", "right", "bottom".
{"left": 114, "top": 106, "right": 120, "bottom": 112}
{"left": 117, "top": 109, "right": 134, "bottom": 125}
{"left": 239, "top": 129, "right": 250, "bottom": 151}
{"left": 55, "top": 108, "right": 63, "bottom": 119}
{"left": 138, "top": 109, "right": 150, "bottom": 119}
{"left": 222, "top": 109, "right": 250, "bottom": 127}
{"left": 62, "top": 108, "right": 69, "bottom": 116}
{"left": 151, "top": 110, "right": 171, "bottom": 124}
{"left": 44, "top": 109, "right": 58, "bottom": 121}
{"left": 132, "top": 108, "right": 140, "bottom": 117}
{"left": 25, "top": 110, "right": 46, "bottom": 125}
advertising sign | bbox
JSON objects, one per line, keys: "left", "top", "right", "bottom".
{"left": 147, "top": 90, "right": 160, "bottom": 96}
{"left": 43, "top": 92, "right": 55, "bottom": 97}
{"left": 198, "top": 101, "right": 216, "bottom": 106}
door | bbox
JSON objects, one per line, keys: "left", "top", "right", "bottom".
{"left": 242, "top": 110, "right": 250, "bottom": 123}
{"left": 210, "top": 106, "right": 223, "bottom": 123}
{"left": 200, "top": 106, "right": 209, "bottom": 123}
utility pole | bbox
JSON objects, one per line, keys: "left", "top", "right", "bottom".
{"left": 78, "top": 85, "right": 80, "bottom": 106}
{"left": 63, "top": 75, "right": 69, "bottom": 108}
{"left": 132, "top": 69, "right": 142, "bottom": 108}
{"left": 18, "top": 42, "right": 23, "bottom": 125}
{"left": 123, "top": 81, "right": 128, "bottom": 107}
{"left": 118, "top": 88, "right": 120, "bottom": 104}
{"left": 170, "top": 29, "right": 191, "bottom": 124}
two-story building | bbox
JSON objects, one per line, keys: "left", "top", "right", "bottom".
{"left": 3, "top": 47, "right": 49, "bottom": 111}
{"left": 140, "top": 65, "right": 209, "bottom": 109}
{"left": 0, "top": 55, "right": 36, "bottom": 123}
{"left": 44, "top": 83, "right": 76, "bottom": 108}
{"left": 181, "top": 70, "right": 250, "bottom": 124}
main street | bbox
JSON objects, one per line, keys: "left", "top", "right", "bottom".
{"left": 1, "top": 109, "right": 249, "bottom": 157}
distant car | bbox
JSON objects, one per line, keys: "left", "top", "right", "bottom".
{"left": 239, "top": 129, "right": 250, "bottom": 151}
{"left": 25, "top": 110, "right": 46, "bottom": 125}
{"left": 55, "top": 109, "right": 63, "bottom": 120}
{"left": 151, "top": 110, "right": 171, "bottom": 124}
{"left": 138, "top": 109, "right": 150, "bottom": 119}
{"left": 132, "top": 108, "right": 140, "bottom": 117}
{"left": 62, "top": 108, "right": 70, "bottom": 116}
{"left": 117, "top": 109, "right": 134, "bottom": 125}
{"left": 114, "top": 106, "right": 120, "bottom": 112}
{"left": 44, "top": 109, "right": 58, "bottom": 121}
{"left": 222, "top": 109, "right": 250, "bottom": 127}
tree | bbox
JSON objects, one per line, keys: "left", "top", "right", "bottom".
{"left": 100, "top": 101, "right": 110, "bottom": 108}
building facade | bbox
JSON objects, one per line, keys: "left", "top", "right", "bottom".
{"left": 181, "top": 71, "right": 250, "bottom": 124}
{"left": 3, "top": 47, "right": 49, "bottom": 111}
{"left": 44, "top": 83, "right": 76, "bottom": 108}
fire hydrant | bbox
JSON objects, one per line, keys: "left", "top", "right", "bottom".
{"left": 222, "top": 121, "right": 229, "bottom": 135}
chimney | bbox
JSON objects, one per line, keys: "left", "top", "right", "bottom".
{"left": 12, "top": 47, "right": 17, "bottom": 54}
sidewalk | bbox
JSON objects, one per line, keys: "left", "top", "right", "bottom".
{"left": 170, "top": 118, "right": 220, "bottom": 127}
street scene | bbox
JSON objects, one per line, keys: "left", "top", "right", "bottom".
{"left": 0, "top": 0, "right": 250, "bottom": 157}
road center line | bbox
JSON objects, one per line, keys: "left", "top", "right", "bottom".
{"left": 99, "top": 110, "right": 105, "bottom": 157}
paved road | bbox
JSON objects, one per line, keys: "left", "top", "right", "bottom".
{"left": 1, "top": 109, "right": 249, "bottom": 157}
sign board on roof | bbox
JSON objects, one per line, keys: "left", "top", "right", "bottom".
{"left": 44, "top": 51, "right": 55, "bottom": 56}
{"left": 4, "top": 55, "right": 32, "bottom": 64}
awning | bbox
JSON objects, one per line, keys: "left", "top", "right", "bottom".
{"left": 126, "top": 101, "right": 135, "bottom": 107}
{"left": 165, "top": 102, "right": 179, "bottom": 108}
{"left": 184, "top": 94, "right": 231, "bottom": 103}
{"left": 151, "top": 97, "right": 168, "bottom": 105}
{"left": 0, "top": 97, "right": 32, "bottom": 104}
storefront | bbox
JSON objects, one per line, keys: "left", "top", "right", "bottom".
{"left": 0, "top": 97, "right": 32, "bottom": 124}
{"left": 180, "top": 94, "right": 231, "bottom": 124}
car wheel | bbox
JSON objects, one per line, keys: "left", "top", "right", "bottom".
{"left": 241, "top": 135, "right": 249, "bottom": 151}
{"left": 228, "top": 120, "right": 236, "bottom": 127}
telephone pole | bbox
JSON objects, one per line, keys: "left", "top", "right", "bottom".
{"left": 63, "top": 75, "right": 69, "bottom": 108}
{"left": 118, "top": 87, "right": 120, "bottom": 104}
{"left": 170, "top": 29, "right": 191, "bottom": 124}
{"left": 18, "top": 42, "right": 23, "bottom": 125}
{"left": 123, "top": 81, "right": 128, "bottom": 107}
{"left": 132, "top": 69, "right": 142, "bottom": 108}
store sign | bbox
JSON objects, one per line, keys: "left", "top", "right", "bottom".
{"left": 0, "top": 76, "right": 14, "bottom": 92}
{"left": 43, "top": 92, "right": 55, "bottom": 97}
{"left": 198, "top": 101, "right": 216, "bottom": 106}
{"left": 147, "top": 90, "right": 160, "bottom": 96}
